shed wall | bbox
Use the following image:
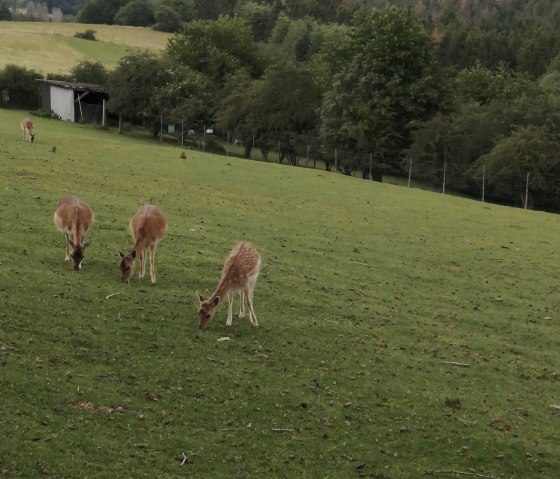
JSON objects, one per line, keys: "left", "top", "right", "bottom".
{"left": 50, "top": 87, "right": 74, "bottom": 122}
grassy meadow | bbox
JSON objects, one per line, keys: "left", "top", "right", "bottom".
{"left": 0, "top": 21, "right": 170, "bottom": 74}
{"left": 0, "top": 108, "right": 559, "bottom": 478}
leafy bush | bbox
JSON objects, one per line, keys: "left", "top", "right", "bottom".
{"left": 74, "top": 29, "right": 97, "bottom": 41}
{"left": 0, "top": 64, "right": 41, "bottom": 109}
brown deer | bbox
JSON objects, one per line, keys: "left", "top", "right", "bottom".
{"left": 53, "top": 196, "right": 94, "bottom": 270}
{"left": 197, "top": 241, "right": 261, "bottom": 329}
{"left": 119, "top": 204, "right": 167, "bottom": 284}
{"left": 21, "top": 118, "right": 35, "bottom": 143}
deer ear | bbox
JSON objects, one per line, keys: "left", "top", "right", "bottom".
{"left": 196, "top": 291, "right": 205, "bottom": 303}
{"left": 67, "top": 237, "right": 75, "bottom": 247}
{"left": 84, "top": 240, "right": 92, "bottom": 249}
{"left": 130, "top": 249, "right": 137, "bottom": 260}
{"left": 118, "top": 250, "right": 125, "bottom": 258}
{"left": 211, "top": 296, "right": 220, "bottom": 307}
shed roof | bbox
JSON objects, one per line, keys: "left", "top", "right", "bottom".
{"left": 37, "top": 79, "right": 108, "bottom": 94}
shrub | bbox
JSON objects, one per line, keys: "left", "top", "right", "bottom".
{"left": 74, "top": 29, "right": 97, "bottom": 41}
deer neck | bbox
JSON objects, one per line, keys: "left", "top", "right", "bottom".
{"left": 132, "top": 238, "right": 147, "bottom": 257}
{"left": 211, "top": 278, "right": 233, "bottom": 302}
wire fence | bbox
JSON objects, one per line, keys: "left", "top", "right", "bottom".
{"left": 153, "top": 119, "right": 560, "bottom": 215}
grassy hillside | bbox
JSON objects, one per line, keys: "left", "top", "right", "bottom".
{"left": 0, "top": 108, "right": 559, "bottom": 478}
{"left": 0, "top": 22, "right": 171, "bottom": 74}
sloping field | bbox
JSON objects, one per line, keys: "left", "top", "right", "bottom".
{"left": 0, "top": 108, "right": 559, "bottom": 478}
{"left": 0, "top": 22, "right": 170, "bottom": 74}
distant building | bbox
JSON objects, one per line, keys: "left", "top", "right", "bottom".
{"left": 37, "top": 79, "right": 109, "bottom": 124}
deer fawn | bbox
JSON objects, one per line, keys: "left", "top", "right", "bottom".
{"left": 53, "top": 196, "right": 94, "bottom": 270}
{"left": 21, "top": 118, "right": 35, "bottom": 143}
{"left": 197, "top": 241, "right": 261, "bottom": 329}
{"left": 119, "top": 204, "right": 167, "bottom": 284}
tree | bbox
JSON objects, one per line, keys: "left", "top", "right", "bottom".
{"left": 154, "top": 5, "right": 182, "bottom": 32}
{"left": 0, "top": 64, "right": 41, "bottom": 109}
{"left": 166, "top": 16, "right": 264, "bottom": 86}
{"left": 234, "top": 1, "right": 276, "bottom": 42}
{"left": 77, "top": 0, "right": 126, "bottom": 24}
{"left": 0, "top": 1, "right": 12, "bottom": 20}
{"left": 320, "top": 7, "right": 445, "bottom": 174}
{"left": 70, "top": 60, "right": 109, "bottom": 85}
{"left": 106, "top": 53, "right": 165, "bottom": 122}
{"left": 114, "top": 0, "right": 155, "bottom": 26}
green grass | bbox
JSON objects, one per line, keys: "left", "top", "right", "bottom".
{"left": 1, "top": 108, "right": 559, "bottom": 478}
{"left": 0, "top": 21, "right": 170, "bottom": 74}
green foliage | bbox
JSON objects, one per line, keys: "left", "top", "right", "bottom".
{"left": 114, "top": 0, "right": 155, "bottom": 27}
{"left": 77, "top": 0, "right": 127, "bottom": 24}
{"left": 74, "top": 29, "right": 97, "bottom": 41}
{"left": 166, "top": 16, "right": 264, "bottom": 85}
{"left": 320, "top": 6, "right": 445, "bottom": 170}
{"left": 234, "top": 1, "right": 277, "bottom": 42}
{"left": 70, "top": 60, "right": 109, "bottom": 85}
{"left": 0, "top": 65, "right": 41, "bottom": 109}
{"left": 154, "top": 5, "right": 183, "bottom": 32}
{"left": 107, "top": 53, "right": 165, "bottom": 120}
{"left": 0, "top": 1, "right": 12, "bottom": 20}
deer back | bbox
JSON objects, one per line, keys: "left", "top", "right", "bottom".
{"left": 54, "top": 196, "right": 94, "bottom": 244}
{"left": 219, "top": 241, "right": 261, "bottom": 290}
{"left": 130, "top": 204, "right": 167, "bottom": 247}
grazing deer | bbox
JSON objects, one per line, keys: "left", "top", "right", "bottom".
{"left": 53, "top": 196, "right": 94, "bottom": 270}
{"left": 119, "top": 204, "right": 167, "bottom": 284}
{"left": 197, "top": 241, "right": 261, "bottom": 329}
{"left": 21, "top": 118, "right": 35, "bottom": 143}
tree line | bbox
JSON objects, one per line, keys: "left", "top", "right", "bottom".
{"left": 1, "top": 1, "right": 560, "bottom": 211}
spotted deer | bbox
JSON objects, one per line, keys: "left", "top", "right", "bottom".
{"left": 197, "top": 241, "right": 261, "bottom": 329}
{"left": 119, "top": 204, "right": 167, "bottom": 284}
{"left": 21, "top": 118, "right": 35, "bottom": 143}
{"left": 53, "top": 196, "right": 94, "bottom": 270}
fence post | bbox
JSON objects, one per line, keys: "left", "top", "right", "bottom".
{"left": 407, "top": 157, "right": 412, "bottom": 187}
{"left": 482, "top": 165, "right": 485, "bottom": 202}
{"left": 368, "top": 152, "right": 373, "bottom": 180}
{"left": 226, "top": 130, "right": 230, "bottom": 157}
{"left": 306, "top": 145, "right": 310, "bottom": 167}
{"left": 277, "top": 142, "right": 280, "bottom": 164}
{"left": 181, "top": 121, "right": 184, "bottom": 148}
{"left": 160, "top": 113, "right": 163, "bottom": 144}
{"left": 251, "top": 136, "right": 255, "bottom": 160}
{"left": 524, "top": 171, "right": 530, "bottom": 209}
{"left": 202, "top": 124, "right": 206, "bottom": 151}
{"left": 442, "top": 160, "right": 447, "bottom": 194}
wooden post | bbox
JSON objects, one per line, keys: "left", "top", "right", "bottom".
{"left": 118, "top": 114, "right": 122, "bottom": 134}
{"left": 306, "top": 145, "right": 310, "bottom": 167}
{"left": 442, "top": 160, "right": 447, "bottom": 194}
{"left": 407, "top": 157, "right": 412, "bottom": 187}
{"left": 524, "top": 171, "right": 530, "bottom": 209}
{"left": 102, "top": 99, "right": 106, "bottom": 127}
{"left": 251, "top": 135, "right": 255, "bottom": 160}
{"left": 181, "top": 121, "right": 184, "bottom": 148}
{"left": 202, "top": 124, "right": 206, "bottom": 151}
{"left": 160, "top": 113, "right": 163, "bottom": 144}
{"left": 277, "top": 142, "right": 280, "bottom": 164}
{"left": 482, "top": 165, "right": 485, "bottom": 202}
{"left": 226, "top": 130, "right": 230, "bottom": 157}
{"left": 368, "top": 152, "right": 373, "bottom": 180}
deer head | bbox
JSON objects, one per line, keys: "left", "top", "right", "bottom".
{"left": 196, "top": 291, "right": 220, "bottom": 329}
{"left": 68, "top": 237, "right": 91, "bottom": 271}
{"left": 119, "top": 249, "right": 137, "bottom": 283}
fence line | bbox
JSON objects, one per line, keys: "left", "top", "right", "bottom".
{"left": 153, "top": 121, "right": 559, "bottom": 214}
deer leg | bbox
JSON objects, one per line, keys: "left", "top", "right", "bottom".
{"left": 226, "top": 292, "right": 234, "bottom": 326}
{"left": 244, "top": 286, "right": 258, "bottom": 327}
{"left": 239, "top": 291, "right": 246, "bottom": 319}
{"left": 64, "top": 234, "right": 71, "bottom": 260}
{"left": 150, "top": 245, "right": 157, "bottom": 284}
{"left": 139, "top": 250, "right": 146, "bottom": 278}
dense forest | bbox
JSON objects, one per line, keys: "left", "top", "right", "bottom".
{"left": 1, "top": 0, "right": 560, "bottom": 211}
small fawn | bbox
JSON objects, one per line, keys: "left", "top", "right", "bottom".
{"left": 21, "top": 118, "right": 35, "bottom": 143}
{"left": 197, "top": 241, "right": 261, "bottom": 329}
{"left": 53, "top": 196, "right": 94, "bottom": 270}
{"left": 119, "top": 204, "right": 167, "bottom": 284}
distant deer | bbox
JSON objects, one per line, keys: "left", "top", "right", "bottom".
{"left": 53, "top": 196, "right": 94, "bottom": 270}
{"left": 197, "top": 241, "right": 261, "bottom": 329}
{"left": 21, "top": 118, "right": 35, "bottom": 143}
{"left": 119, "top": 204, "right": 167, "bottom": 284}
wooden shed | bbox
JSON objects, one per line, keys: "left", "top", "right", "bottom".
{"left": 38, "top": 79, "right": 109, "bottom": 124}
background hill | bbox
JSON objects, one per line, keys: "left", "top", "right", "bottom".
{"left": 0, "top": 22, "right": 170, "bottom": 74}
{"left": 0, "top": 107, "right": 559, "bottom": 478}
